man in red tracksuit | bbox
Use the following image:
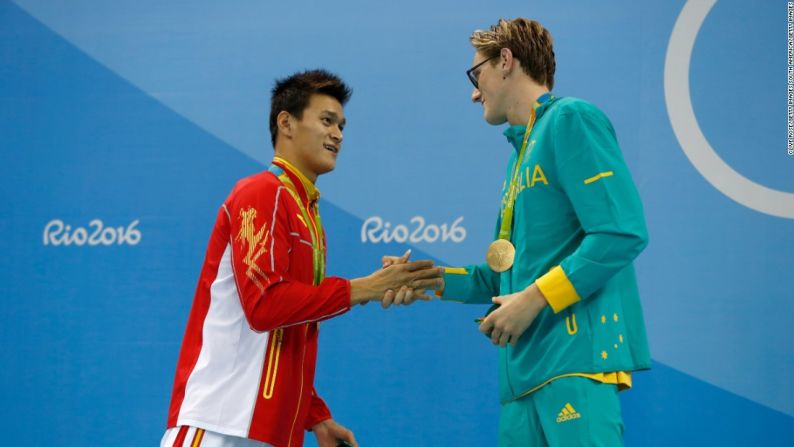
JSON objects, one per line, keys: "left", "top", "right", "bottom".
{"left": 161, "top": 70, "right": 443, "bottom": 447}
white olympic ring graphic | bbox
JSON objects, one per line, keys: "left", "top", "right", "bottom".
{"left": 665, "top": 0, "right": 794, "bottom": 219}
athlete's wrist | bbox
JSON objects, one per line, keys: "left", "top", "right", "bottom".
{"left": 524, "top": 283, "right": 549, "bottom": 310}
{"left": 349, "top": 277, "right": 375, "bottom": 305}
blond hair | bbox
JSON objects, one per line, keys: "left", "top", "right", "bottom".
{"left": 470, "top": 18, "right": 556, "bottom": 90}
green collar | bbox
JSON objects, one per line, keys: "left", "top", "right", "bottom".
{"left": 503, "top": 93, "right": 556, "bottom": 152}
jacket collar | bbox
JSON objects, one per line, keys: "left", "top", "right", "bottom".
{"left": 271, "top": 156, "right": 320, "bottom": 205}
{"left": 503, "top": 92, "right": 556, "bottom": 152}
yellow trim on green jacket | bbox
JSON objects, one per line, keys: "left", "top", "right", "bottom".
{"left": 506, "top": 371, "right": 632, "bottom": 404}
{"left": 583, "top": 170, "right": 614, "bottom": 185}
{"left": 436, "top": 267, "right": 470, "bottom": 297}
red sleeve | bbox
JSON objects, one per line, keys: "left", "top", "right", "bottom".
{"left": 304, "top": 388, "right": 333, "bottom": 430}
{"left": 226, "top": 176, "right": 351, "bottom": 332}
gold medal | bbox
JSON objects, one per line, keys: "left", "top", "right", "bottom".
{"left": 486, "top": 239, "right": 515, "bottom": 272}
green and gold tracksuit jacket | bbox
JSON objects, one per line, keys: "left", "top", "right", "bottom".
{"left": 440, "top": 94, "right": 651, "bottom": 403}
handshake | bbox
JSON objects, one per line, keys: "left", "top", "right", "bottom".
{"left": 349, "top": 249, "right": 445, "bottom": 308}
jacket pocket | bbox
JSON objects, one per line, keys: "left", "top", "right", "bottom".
{"left": 262, "top": 328, "right": 283, "bottom": 399}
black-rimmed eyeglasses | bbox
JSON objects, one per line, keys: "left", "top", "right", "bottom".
{"left": 466, "top": 56, "right": 497, "bottom": 89}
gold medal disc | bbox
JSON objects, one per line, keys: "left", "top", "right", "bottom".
{"left": 486, "top": 239, "right": 515, "bottom": 272}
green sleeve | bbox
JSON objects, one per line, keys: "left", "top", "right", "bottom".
{"left": 439, "top": 263, "right": 499, "bottom": 304}
{"left": 540, "top": 105, "right": 648, "bottom": 311}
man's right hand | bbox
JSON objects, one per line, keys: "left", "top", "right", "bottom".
{"left": 349, "top": 257, "right": 443, "bottom": 307}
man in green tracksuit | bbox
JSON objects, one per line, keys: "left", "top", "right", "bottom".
{"left": 441, "top": 18, "right": 651, "bottom": 446}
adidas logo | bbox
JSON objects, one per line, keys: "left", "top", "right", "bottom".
{"left": 556, "top": 403, "right": 582, "bottom": 423}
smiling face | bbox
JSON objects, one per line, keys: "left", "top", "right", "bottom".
{"left": 284, "top": 93, "right": 346, "bottom": 181}
{"left": 470, "top": 51, "right": 509, "bottom": 125}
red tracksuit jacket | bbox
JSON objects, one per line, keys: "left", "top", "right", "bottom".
{"left": 166, "top": 157, "right": 351, "bottom": 447}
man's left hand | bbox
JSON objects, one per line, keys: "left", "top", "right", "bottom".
{"left": 312, "top": 419, "right": 358, "bottom": 447}
{"left": 479, "top": 284, "right": 548, "bottom": 347}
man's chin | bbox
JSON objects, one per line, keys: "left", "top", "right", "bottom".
{"left": 484, "top": 113, "right": 507, "bottom": 126}
{"left": 317, "top": 160, "right": 336, "bottom": 175}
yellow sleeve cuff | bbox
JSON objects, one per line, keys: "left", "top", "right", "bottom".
{"left": 535, "top": 266, "right": 581, "bottom": 313}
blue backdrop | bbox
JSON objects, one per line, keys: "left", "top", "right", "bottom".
{"left": 1, "top": 0, "right": 792, "bottom": 445}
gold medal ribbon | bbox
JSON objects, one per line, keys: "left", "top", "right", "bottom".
{"left": 498, "top": 104, "right": 539, "bottom": 240}
{"left": 487, "top": 95, "right": 551, "bottom": 272}
{"left": 274, "top": 171, "right": 325, "bottom": 286}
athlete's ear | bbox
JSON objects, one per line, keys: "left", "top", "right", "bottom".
{"left": 276, "top": 111, "right": 294, "bottom": 140}
{"left": 500, "top": 47, "right": 516, "bottom": 77}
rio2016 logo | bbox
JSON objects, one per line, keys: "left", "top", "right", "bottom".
{"left": 361, "top": 216, "right": 466, "bottom": 244}
{"left": 43, "top": 219, "right": 142, "bottom": 246}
